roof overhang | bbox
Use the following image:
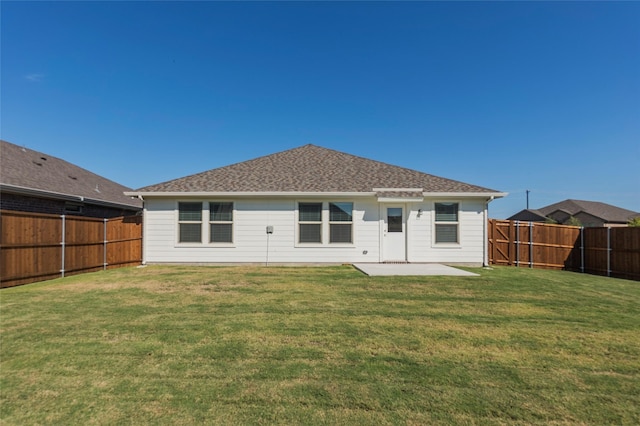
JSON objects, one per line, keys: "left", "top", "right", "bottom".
{"left": 125, "top": 191, "right": 374, "bottom": 199}
{"left": 424, "top": 192, "right": 508, "bottom": 199}
{"left": 125, "top": 190, "right": 508, "bottom": 200}
{"left": 374, "top": 188, "right": 424, "bottom": 203}
{"left": 2, "top": 183, "right": 141, "bottom": 210}
{"left": 1, "top": 183, "right": 82, "bottom": 202}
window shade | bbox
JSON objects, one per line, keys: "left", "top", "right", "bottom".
{"left": 179, "top": 202, "right": 202, "bottom": 221}
{"left": 435, "top": 203, "right": 458, "bottom": 222}
{"left": 299, "top": 203, "right": 322, "bottom": 222}
{"left": 435, "top": 224, "right": 458, "bottom": 243}
{"left": 210, "top": 202, "right": 233, "bottom": 221}
{"left": 210, "top": 223, "right": 232, "bottom": 243}
{"left": 330, "top": 224, "right": 352, "bottom": 243}
{"left": 179, "top": 223, "right": 201, "bottom": 243}
{"left": 330, "top": 202, "right": 353, "bottom": 222}
{"left": 300, "top": 224, "right": 322, "bottom": 243}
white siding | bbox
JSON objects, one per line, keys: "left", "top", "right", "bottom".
{"left": 143, "top": 196, "right": 487, "bottom": 265}
{"left": 144, "top": 198, "right": 381, "bottom": 264}
{"left": 406, "top": 199, "right": 486, "bottom": 264}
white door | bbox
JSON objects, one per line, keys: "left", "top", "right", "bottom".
{"left": 382, "top": 205, "right": 406, "bottom": 262}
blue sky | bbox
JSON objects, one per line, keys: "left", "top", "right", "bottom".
{"left": 2, "top": 1, "right": 639, "bottom": 219}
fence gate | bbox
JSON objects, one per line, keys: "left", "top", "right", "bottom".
{"left": 489, "top": 220, "right": 515, "bottom": 266}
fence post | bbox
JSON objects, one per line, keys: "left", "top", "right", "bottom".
{"left": 515, "top": 221, "right": 520, "bottom": 267}
{"left": 607, "top": 227, "right": 611, "bottom": 277}
{"left": 103, "top": 218, "right": 108, "bottom": 271}
{"left": 580, "top": 227, "right": 584, "bottom": 273}
{"left": 60, "top": 214, "right": 66, "bottom": 278}
{"left": 529, "top": 221, "right": 534, "bottom": 268}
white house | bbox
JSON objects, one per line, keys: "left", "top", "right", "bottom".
{"left": 126, "top": 145, "right": 506, "bottom": 266}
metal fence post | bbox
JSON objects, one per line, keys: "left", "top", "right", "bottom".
{"left": 60, "top": 214, "right": 66, "bottom": 278}
{"left": 607, "top": 227, "right": 611, "bottom": 277}
{"left": 103, "top": 218, "right": 108, "bottom": 270}
{"left": 580, "top": 227, "right": 584, "bottom": 273}
{"left": 515, "top": 221, "right": 520, "bottom": 267}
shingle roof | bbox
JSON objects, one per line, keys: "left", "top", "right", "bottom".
{"left": 538, "top": 199, "right": 639, "bottom": 223}
{"left": 507, "top": 209, "right": 547, "bottom": 222}
{"left": 135, "top": 144, "right": 500, "bottom": 194}
{"left": 1, "top": 140, "right": 141, "bottom": 209}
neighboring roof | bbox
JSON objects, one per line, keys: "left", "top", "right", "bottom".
{"left": 133, "top": 144, "right": 503, "bottom": 196}
{"left": 512, "top": 199, "right": 639, "bottom": 223}
{"left": 507, "top": 209, "right": 547, "bottom": 222}
{"left": 0, "top": 140, "right": 141, "bottom": 210}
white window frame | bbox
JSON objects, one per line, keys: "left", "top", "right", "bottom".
{"left": 209, "top": 201, "right": 235, "bottom": 245}
{"left": 433, "top": 201, "right": 460, "bottom": 245}
{"left": 296, "top": 201, "right": 355, "bottom": 246}
{"left": 297, "top": 202, "right": 323, "bottom": 244}
{"left": 177, "top": 201, "right": 203, "bottom": 244}
{"left": 329, "top": 202, "right": 354, "bottom": 244}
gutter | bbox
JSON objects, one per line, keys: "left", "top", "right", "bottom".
{"left": 137, "top": 195, "right": 147, "bottom": 265}
{"left": 1, "top": 183, "right": 141, "bottom": 210}
{"left": 124, "top": 191, "right": 509, "bottom": 199}
{"left": 1, "top": 183, "right": 84, "bottom": 202}
{"left": 483, "top": 195, "right": 496, "bottom": 267}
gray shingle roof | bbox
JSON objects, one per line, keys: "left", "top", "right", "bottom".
{"left": 1, "top": 140, "right": 141, "bottom": 209}
{"left": 538, "top": 199, "right": 639, "bottom": 223}
{"left": 507, "top": 209, "right": 547, "bottom": 222}
{"left": 136, "top": 144, "right": 499, "bottom": 194}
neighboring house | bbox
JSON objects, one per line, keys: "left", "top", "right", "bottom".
{"left": 508, "top": 199, "right": 640, "bottom": 227}
{"left": 1, "top": 140, "right": 141, "bottom": 218}
{"left": 126, "top": 144, "right": 505, "bottom": 265}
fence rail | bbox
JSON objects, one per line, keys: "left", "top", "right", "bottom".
{"left": 2, "top": 213, "right": 637, "bottom": 287}
{"left": 1, "top": 210, "right": 142, "bottom": 288}
{"left": 488, "top": 219, "right": 640, "bottom": 281}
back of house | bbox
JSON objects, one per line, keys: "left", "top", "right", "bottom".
{"left": 126, "top": 145, "right": 506, "bottom": 265}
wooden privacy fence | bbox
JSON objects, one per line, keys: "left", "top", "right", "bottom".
{"left": 489, "top": 219, "right": 640, "bottom": 281}
{"left": 1, "top": 210, "right": 142, "bottom": 288}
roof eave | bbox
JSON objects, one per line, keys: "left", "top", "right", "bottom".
{"left": 1, "top": 183, "right": 83, "bottom": 202}
{"left": 126, "top": 190, "right": 508, "bottom": 199}
{"left": 424, "top": 191, "right": 508, "bottom": 199}
{"left": 125, "top": 191, "right": 376, "bottom": 198}
{"left": 2, "top": 183, "right": 141, "bottom": 210}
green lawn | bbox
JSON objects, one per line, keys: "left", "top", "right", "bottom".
{"left": 1, "top": 265, "right": 639, "bottom": 425}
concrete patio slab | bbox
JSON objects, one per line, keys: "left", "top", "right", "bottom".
{"left": 353, "top": 263, "right": 479, "bottom": 277}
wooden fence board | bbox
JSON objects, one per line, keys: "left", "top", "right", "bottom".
{"left": 106, "top": 215, "right": 142, "bottom": 267}
{"left": 583, "top": 227, "right": 609, "bottom": 277}
{"left": 610, "top": 227, "right": 640, "bottom": 280}
{"left": 489, "top": 219, "right": 639, "bottom": 281}
{"left": 1, "top": 210, "right": 142, "bottom": 288}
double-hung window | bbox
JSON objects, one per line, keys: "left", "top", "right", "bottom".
{"left": 298, "top": 202, "right": 354, "bottom": 244}
{"left": 178, "top": 202, "right": 202, "bottom": 243}
{"left": 298, "top": 202, "right": 322, "bottom": 243}
{"left": 435, "top": 202, "right": 459, "bottom": 244}
{"left": 329, "top": 202, "right": 353, "bottom": 243}
{"left": 210, "top": 202, "right": 233, "bottom": 243}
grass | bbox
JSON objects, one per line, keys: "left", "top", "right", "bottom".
{"left": 1, "top": 265, "right": 639, "bottom": 425}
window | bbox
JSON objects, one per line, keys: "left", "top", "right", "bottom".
{"left": 329, "top": 202, "right": 353, "bottom": 243}
{"left": 387, "top": 208, "right": 403, "bottom": 233}
{"left": 435, "top": 202, "right": 459, "bottom": 243}
{"left": 178, "top": 202, "right": 202, "bottom": 243}
{"left": 297, "top": 202, "right": 355, "bottom": 244}
{"left": 64, "top": 202, "right": 84, "bottom": 215}
{"left": 209, "top": 202, "right": 233, "bottom": 243}
{"left": 299, "top": 202, "right": 322, "bottom": 243}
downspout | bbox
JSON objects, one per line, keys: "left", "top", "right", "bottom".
{"left": 138, "top": 195, "right": 146, "bottom": 265}
{"left": 483, "top": 196, "right": 494, "bottom": 267}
